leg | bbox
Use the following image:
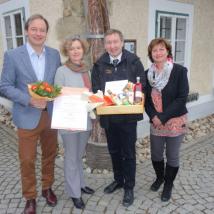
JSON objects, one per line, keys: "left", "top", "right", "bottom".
{"left": 150, "top": 135, "right": 165, "bottom": 191}
{"left": 119, "top": 122, "right": 137, "bottom": 207}
{"left": 78, "top": 131, "right": 94, "bottom": 194}
{"left": 40, "top": 112, "right": 57, "bottom": 190}
{"left": 78, "top": 131, "right": 90, "bottom": 188}
{"left": 18, "top": 128, "right": 39, "bottom": 200}
{"left": 120, "top": 122, "right": 137, "bottom": 190}
{"left": 105, "top": 123, "right": 124, "bottom": 185}
{"left": 61, "top": 133, "right": 81, "bottom": 198}
{"left": 150, "top": 160, "right": 165, "bottom": 191}
{"left": 165, "top": 135, "right": 184, "bottom": 167}
{"left": 150, "top": 134, "right": 165, "bottom": 162}
{"left": 161, "top": 135, "right": 184, "bottom": 201}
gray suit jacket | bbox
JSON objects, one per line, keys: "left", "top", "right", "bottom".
{"left": 0, "top": 44, "right": 61, "bottom": 129}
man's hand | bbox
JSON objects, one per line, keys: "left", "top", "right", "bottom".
{"left": 29, "top": 97, "right": 47, "bottom": 109}
{"left": 152, "top": 115, "right": 162, "bottom": 128}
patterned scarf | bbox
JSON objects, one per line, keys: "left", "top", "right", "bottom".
{"left": 147, "top": 58, "right": 173, "bottom": 91}
{"left": 65, "top": 60, "right": 91, "bottom": 90}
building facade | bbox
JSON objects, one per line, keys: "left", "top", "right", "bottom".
{"left": 0, "top": 0, "right": 214, "bottom": 136}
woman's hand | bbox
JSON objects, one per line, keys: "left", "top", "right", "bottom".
{"left": 152, "top": 115, "right": 162, "bottom": 127}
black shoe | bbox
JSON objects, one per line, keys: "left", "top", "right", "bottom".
{"left": 122, "top": 189, "right": 134, "bottom": 207}
{"left": 104, "top": 181, "right": 123, "bottom": 194}
{"left": 161, "top": 183, "right": 173, "bottom": 202}
{"left": 161, "top": 164, "right": 179, "bottom": 202}
{"left": 81, "top": 186, "right": 95, "bottom": 194}
{"left": 150, "top": 179, "right": 164, "bottom": 191}
{"left": 71, "top": 197, "right": 85, "bottom": 209}
{"left": 150, "top": 160, "right": 165, "bottom": 192}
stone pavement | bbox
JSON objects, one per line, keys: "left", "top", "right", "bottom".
{"left": 0, "top": 123, "right": 214, "bottom": 214}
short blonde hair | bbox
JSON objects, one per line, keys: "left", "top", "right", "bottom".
{"left": 60, "top": 35, "right": 89, "bottom": 57}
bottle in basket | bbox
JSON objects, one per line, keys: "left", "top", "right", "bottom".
{"left": 123, "top": 82, "right": 134, "bottom": 104}
{"left": 134, "top": 76, "right": 142, "bottom": 104}
{"left": 107, "top": 89, "right": 122, "bottom": 105}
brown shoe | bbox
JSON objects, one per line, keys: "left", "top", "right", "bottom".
{"left": 42, "top": 188, "right": 57, "bottom": 207}
{"left": 24, "top": 199, "right": 36, "bottom": 214}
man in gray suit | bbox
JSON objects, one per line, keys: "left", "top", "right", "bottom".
{"left": 0, "top": 14, "right": 61, "bottom": 214}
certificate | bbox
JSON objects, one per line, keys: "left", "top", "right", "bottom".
{"left": 104, "top": 80, "right": 128, "bottom": 95}
{"left": 51, "top": 87, "right": 89, "bottom": 131}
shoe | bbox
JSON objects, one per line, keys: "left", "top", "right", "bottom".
{"left": 161, "top": 164, "right": 179, "bottom": 202}
{"left": 104, "top": 181, "right": 123, "bottom": 194}
{"left": 150, "top": 160, "right": 164, "bottom": 192}
{"left": 161, "top": 183, "right": 173, "bottom": 202}
{"left": 150, "top": 179, "right": 164, "bottom": 191}
{"left": 42, "top": 188, "right": 57, "bottom": 207}
{"left": 81, "top": 186, "right": 95, "bottom": 194}
{"left": 122, "top": 189, "right": 134, "bottom": 207}
{"left": 71, "top": 197, "right": 85, "bottom": 209}
{"left": 24, "top": 199, "right": 36, "bottom": 214}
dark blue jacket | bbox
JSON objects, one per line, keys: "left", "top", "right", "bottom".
{"left": 91, "top": 49, "right": 146, "bottom": 128}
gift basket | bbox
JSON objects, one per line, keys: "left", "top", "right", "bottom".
{"left": 88, "top": 79, "right": 144, "bottom": 115}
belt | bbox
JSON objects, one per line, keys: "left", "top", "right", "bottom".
{"left": 43, "top": 107, "right": 48, "bottom": 111}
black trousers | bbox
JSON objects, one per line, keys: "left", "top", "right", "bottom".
{"left": 105, "top": 121, "right": 137, "bottom": 189}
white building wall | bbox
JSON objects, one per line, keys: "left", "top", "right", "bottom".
{"left": 0, "top": 0, "right": 214, "bottom": 138}
{"left": 109, "top": 0, "right": 149, "bottom": 66}
{"left": 29, "top": 0, "right": 63, "bottom": 50}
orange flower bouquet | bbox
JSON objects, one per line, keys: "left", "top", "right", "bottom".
{"left": 28, "top": 81, "right": 62, "bottom": 101}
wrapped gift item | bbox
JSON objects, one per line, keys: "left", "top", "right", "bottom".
{"left": 28, "top": 81, "right": 61, "bottom": 101}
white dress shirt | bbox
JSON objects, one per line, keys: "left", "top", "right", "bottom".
{"left": 109, "top": 52, "right": 122, "bottom": 64}
{"left": 26, "top": 42, "right": 46, "bottom": 81}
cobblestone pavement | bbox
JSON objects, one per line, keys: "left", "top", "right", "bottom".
{"left": 0, "top": 123, "right": 214, "bottom": 214}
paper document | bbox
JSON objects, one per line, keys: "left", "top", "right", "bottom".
{"left": 104, "top": 80, "right": 128, "bottom": 95}
{"left": 51, "top": 87, "right": 89, "bottom": 131}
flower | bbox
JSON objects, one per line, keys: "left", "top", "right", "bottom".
{"left": 28, "top": 81, "right": 61, "bottom": 101}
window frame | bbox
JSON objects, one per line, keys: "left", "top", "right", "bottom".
{"left": 156, "top": 10, "right": 189, "bottom": 66}
{"left": 148, "top": 0, "right": 194, "bottom": 72}
{"left": 2, "top": 8, "right": 26, "bottom": 50}
{"left": 0, "top": 0, "right": 29, "bottom": 51}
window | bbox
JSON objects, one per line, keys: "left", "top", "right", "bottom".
{"left": 148, "top": 0, "right": 193, "bottom": 70}
{"left": 2, "top": 9, "right": 25, "bottom": 50}
{"left": 156, "top": 11, "right": 188, "bottom": 66}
